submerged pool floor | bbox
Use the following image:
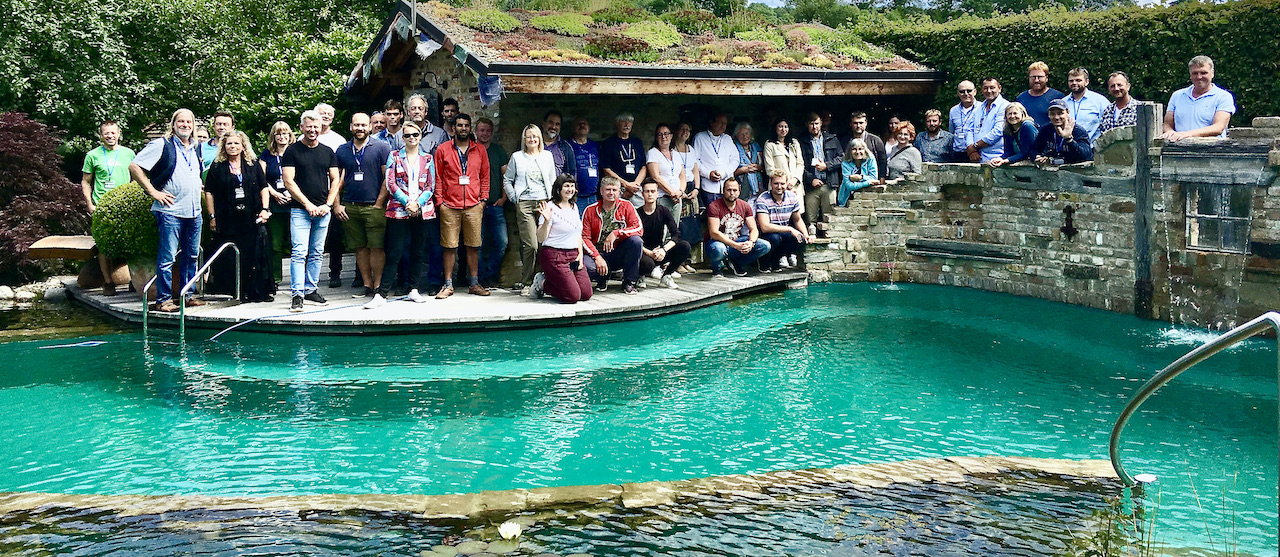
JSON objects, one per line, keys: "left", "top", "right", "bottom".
{"left": 1, "top": 283, "right": 1276, "bottom": 554}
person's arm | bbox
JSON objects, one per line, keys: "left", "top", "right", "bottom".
{"left": 204, "top": 189, "right": 217, "bottom": 231}
{"left": 478, "top": 147, "right": 490, "bottom": 203}
{"left": 324, "top": 166, "right": 341, "bottom": 215}
{"left": 756, "top": 210, "right": 791, "bottom": 234}
{"left": 873, "top": 137, "right": 888, "bottom": 180}
{"left": 801, "top": 143, "right": 818, "bottom": 187}
{"left": 129, "top": 159, "right": 175, "bottom": 206}
{"left": 282, "top": 166, "right": 310, "bottom": 211}
{"left": 536, "top": 201, "right": 553, "bottom": 244}
{"left": 707, "top": 215, "right": 734, "bottom": 245}
{"left": 1165, "top": 111, "right": 1232, "bottom": 141}
{"left": 745, "top": 207, "right": 759, "bottom": 244}
{"left": 80, "top": 172, "right": 96, "bottom": 213}
{"left": 503, "top": 154, "right": 518, "bottom": 202}
{"left": 789, "top": 209, "right": 810, "bottom": 242}
{"left": 663, "top": 207, "right": 680, "bottom": 248}
{"left": 1063, "top": 126, "right": 1095, "bottom": 162}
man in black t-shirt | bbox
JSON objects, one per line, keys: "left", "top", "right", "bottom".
{"left": 282, "top": 110, "right": 341, "bottom": 313}
{"left": 636, "top": 181, "right": 690, "bottom": 289}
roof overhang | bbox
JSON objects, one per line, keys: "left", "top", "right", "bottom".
{"left": 347, "top": 0, "right": 943, "bottom": 99}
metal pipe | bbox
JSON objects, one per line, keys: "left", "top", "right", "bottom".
{"left": 177, "top": 242, "right": 240, "bottom": 343}
{"left": 1109, "top": 312, "right": 1280, "bottom": 497}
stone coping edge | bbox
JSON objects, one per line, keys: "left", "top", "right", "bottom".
{"left": 0, "top": 456, "right": 1117, "bottom": 519}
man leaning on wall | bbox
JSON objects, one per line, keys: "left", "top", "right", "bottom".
{"left": 1161, "top": 55, "right": 1236, "bottom": 142}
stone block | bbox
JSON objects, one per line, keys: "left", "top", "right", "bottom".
{"left": 1109, "top": 200, "right": 1136, "bottom": 213}
{"left": 1064, "top": 264, "right": 1101, "bottom": 280}
{"left": 1254, "top": 116, "right": 1280, "bottom": 128}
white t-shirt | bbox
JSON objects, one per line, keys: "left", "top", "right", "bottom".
{"left": 646, "top": 147, "right": 684, "bottom": 198}
{"left": 538, "top": 202, "right": 582, "bottom": 250}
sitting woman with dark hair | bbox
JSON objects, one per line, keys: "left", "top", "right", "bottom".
{"left": 529, "top": 174, "right": 592, "bottom": 303}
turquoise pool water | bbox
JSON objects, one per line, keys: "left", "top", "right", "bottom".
{"left": 1, "top": 284, "right": 1275, "bottom": 554}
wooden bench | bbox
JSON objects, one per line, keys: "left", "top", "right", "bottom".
{"left": 29, "top": 235, "right": 97, "bottom": 261}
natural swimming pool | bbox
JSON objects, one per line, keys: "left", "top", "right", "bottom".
{"left": 1, "top": 284, "right": 1275, "bottom": 555}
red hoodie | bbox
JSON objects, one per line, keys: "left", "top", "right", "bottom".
{"left": 581, "top": 199, "right": 643, "bottom": 258}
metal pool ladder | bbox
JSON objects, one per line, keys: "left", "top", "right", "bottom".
{"left": 140, "top": 243, "right": 240, "bottom": 340}
{"left": 1108, "top": 311, "right": 1280, "bottom": 512}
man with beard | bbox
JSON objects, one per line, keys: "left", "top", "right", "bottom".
{"left": 913, "top": 109, "right": 955, "bottom": 164}
{"left": 334, "top": 113, "right": 392, "bottom": 296}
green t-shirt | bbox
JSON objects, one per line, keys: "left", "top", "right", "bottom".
{"left": 82, "top": 145, "right": 136, "bottom": 203}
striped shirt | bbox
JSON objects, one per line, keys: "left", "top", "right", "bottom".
{"left": 753, "top": 189, "right": 801, "bottom": 226}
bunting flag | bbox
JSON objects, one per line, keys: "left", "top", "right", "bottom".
{"left": 480, "top": 75, "right": 503, "bottom": 107}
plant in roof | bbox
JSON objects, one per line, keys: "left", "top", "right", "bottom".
{"left": 730, "top": 55, "right": 752, "bottom": 65}
{"left": 457, "top": 7, "right": 521, "bottom": 33}
{"left": 734, "top": 28, "right": 784, "bottom": 51}
{"left": 584, "top": 33, "right": 659, "bottom": 62}
{"left": 784, "top": 27, "right": 809, "bottom": 48}
{"left": 716, "top": 9, "right": 767, "bottom": 38}
{"left": 590, "top": 5, "right": 647, "bottom": 26}
{"left": 531, "top": 13, "right": 593, "bottom": 36}
{"left": 623, "top": 20, "right": 681, "bottom": 49}
{"left": 659, "top": 9, "right": 716, "bottom": 35}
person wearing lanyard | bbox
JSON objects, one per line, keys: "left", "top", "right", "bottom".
{"left": 203, "top": 130, "right": 272, "bottom": 302}
{"left": 964, "top": 77, "right": 1009, "bottom": 163}
{"left": 600, "top": 113, "right": 648, "bottom": 208}
{"left": 504, "top": 123, "right": 557, "bottom": 294}
{"left": 948, "top": 80, "right": 978, "bottom": 162}
{"left": 365, "top": 122, "right": 437, "bottom": 309}
{"left": 1031, "top": 99, "right": 1093, "bottom": 166}
{"left": 732, "top": 122, "right": 764, "bottom": 199}
{"left": 1064, "top": 67, "right": 1110, "bottom": 144}
{"left": 127, "top": 108, "right": 207, "bottom": 313}
{"left": 798, "top": 112, "right": 841, "bottom": 228}
{"left": 568, "top": 117, "right": 601, "bottom": 215}
{"left": 432, "top": 113, "right": 491, "bottom": 299}
{"left": 334, "top": 113, "right": 393, "bottom": 297}
{"left": 81, "top": 120, "right": 135, "bottom": 296}
{"left": 259, "top": 121, "right": 295, "bottom": 289}
{"left": 645, "top": 123, "right": 686, "bottom": 217}
{"left": 693, "top": 113, "right": 739, "bottom": 208}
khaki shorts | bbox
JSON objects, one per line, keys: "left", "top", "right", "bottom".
{"left": 439, "top": 204, "right": 484, "bottom": 248}
{"left": 342, "top": 203, "right": 387, "bottom": 250}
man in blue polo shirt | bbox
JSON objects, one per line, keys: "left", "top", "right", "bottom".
{"left": 334, "top": 113, "right": 392, "bottom": 297}
{"left": 1162, "top": 55, "right": 1235, "bottom": 141}
{"left": 1064, "top": 67, "right": 1110, "bottom": 144}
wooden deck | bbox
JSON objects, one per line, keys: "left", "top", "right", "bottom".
{"left": 66, "top": 255, "right": 808, "bottom": 335}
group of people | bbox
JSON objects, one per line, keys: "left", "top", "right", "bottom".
{"left": 77, "top": 55, "right": 1232, "bottom": 312}
{"left": 909, "top": 56, "right": 1235, "bottom": 170}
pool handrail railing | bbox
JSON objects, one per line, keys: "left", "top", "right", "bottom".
{"left": 177, "top": 242, "right": 239, "bottom": 342}
{"left": 1109, "top": 311, "right": 1280, "bottom": 502}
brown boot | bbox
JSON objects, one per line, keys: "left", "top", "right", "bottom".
{"left": 468, "top": 284, "right": 491, "bottom": 296}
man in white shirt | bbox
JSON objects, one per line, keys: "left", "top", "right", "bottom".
{"left": 693, "top": 113, "right": 739, "bottom": 208}
{"left": 315, "top": 103, "right": 346, "bottom": 151}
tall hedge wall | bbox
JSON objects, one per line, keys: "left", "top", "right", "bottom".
{"left": 856, "top": 0, "right": 1280, "bottom": 124}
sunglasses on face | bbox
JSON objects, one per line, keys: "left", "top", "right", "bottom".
{"left": 403, "top": 132, "right": 421, "bottom": 138}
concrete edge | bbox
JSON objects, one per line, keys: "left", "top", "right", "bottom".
{"left": 0, "top": 456, "right": 1118, "bottom": 518}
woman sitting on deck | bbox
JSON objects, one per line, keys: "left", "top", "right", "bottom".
{"left": 529, "top": 174, "right": 592, "bottom": 303}
{"left": 838, "top": 139, "right": 877, "bottom": 207}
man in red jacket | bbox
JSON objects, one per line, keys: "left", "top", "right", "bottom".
{"left": 432, "top": 113, "right": 491, "bottom": 298}
{"left": 581, "top": 177, "right": 643, "bottom": 294}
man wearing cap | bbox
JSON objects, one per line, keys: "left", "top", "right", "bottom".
{"left": 1030, "top": 99, "right": 1093, "bottom": 166}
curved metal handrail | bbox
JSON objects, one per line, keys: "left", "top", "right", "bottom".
{"left": 178, "top": 242, "right": 239, "bottom": 342}
{"left": 1109, "top": 311, "right": 1280, "bottom": 487}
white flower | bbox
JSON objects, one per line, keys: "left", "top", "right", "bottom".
{"left": 497, "top": 520, "right": 522, "bottom": 540}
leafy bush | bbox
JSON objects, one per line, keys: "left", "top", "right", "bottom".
{"left": 590, "top": 5, "right": 648, "bottom": 25}
{"left": 584, "top": 33, "right": 659, "bottom": 62}
{"left": 735, "top": 28, "right": 785, "bottom": 51}
{"left": 457, "top": 8, "right": 521, "bottom": 32}
{"left": 623, "top": 20, "right": 682, "bottom": 49}
{"left": 856, "top": 0, "right": 1280, "bottom": 122}
{"left": 716, "top": 9, "right": 767, "bottom": 38}
{"left": 784, "top": 27, "right": 810, "bottom": 48}
{"left": 0, "top": 112, "right": 90, "bottom": 283}
{"left": 531, "top": 13, "right": 594, "bottom": 36}
{"left": 659, "top": 9, "right": 717, "bottom": 35}
{"left": 91, "top": 182, "right": 159, "bottom": 263}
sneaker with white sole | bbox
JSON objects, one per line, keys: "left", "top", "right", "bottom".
{"left": 407, "top": 289, "right": 427, "bottom": 303}
{"left": 290, "top": 295, "right": 304, "bottom": 313}
{"left": 670, "top": 271, "right": 681, "bottom": 279}
{"left": 530, "top": 272, "right": 546, "bottom": 299}
{"left": 660, "top": 274, "right": 678, "bottom": 289}
{"left": 636, "top": 277, "right": 647, "bottom": 288}
{"left": 649, "top": 267, "right": 663, "bottom": 280}
{"left": 789, "top": 254, "right": 798, "bottom": 267}
{"left": 363, "top": 294, "right": 387, "bottom": 309}
{"left": 779, "top": 257, "right": 793, "bottom": 269}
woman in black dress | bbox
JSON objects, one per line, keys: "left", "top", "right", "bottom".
{"left": 204, "top": 130, "right": 272, "bottom": 302}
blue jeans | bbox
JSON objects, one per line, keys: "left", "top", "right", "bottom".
{"left": 154, "top": 212, "right": 202, "bottom": 304}
{"left": 699, "top": 190, "right": 722, "bottom": 210}
{"left": 706, "top": 238, "right": 770, "bottom": 272}
{"left": 760, "top": 231, "right": 805, "bottom": 269}
{"left": 480, "top": 204, "right": 508, "bottom": 282}
{"left": 289, "top": 208, "right": 330, "bottom": 296}
{"left": 575, "top": 195, "right": 596, "bottom": 216}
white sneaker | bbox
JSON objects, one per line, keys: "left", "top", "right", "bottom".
{"left": 636, "top": 277, "right": 647, "bottom": 288}
{"left": 779, "top": 257, "right": 793, "bottom": 269}
{"left": 660, "top": 275, "right": 678, "bottom": 289}
{"left": 789, "top": 254, "right": 798, "bottom": 267}
{"left": 521, "top": 286, "right": 531, "bottom": 297}
{"left": 363, "top": 294, "right": 387, "bottom": 309}
{"left": 808, "top": 224, "right": 817, "bottom": 237}
{"left": 649, "top": 267, "right": 663, "bottom": 280}
{"left": 407, "top": 289, "right": 427, "bottom": 303}
{"left": 530, "top": 272, "right": 546, "bottom": 299}
{"left": 670, "top": 271, "right": 681, "bottom": 279}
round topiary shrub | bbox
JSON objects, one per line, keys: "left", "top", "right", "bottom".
{"left": 457, "top": 8, "right": 521, "bottom": 32}
{"left": 91, "top": 181, "right": 159, "bottom": 262}
{"left": 531, "top": 13, "right": 593, "bottom": 36}
{"left": 623, "top": 20, "right": 681, "bottom": 49}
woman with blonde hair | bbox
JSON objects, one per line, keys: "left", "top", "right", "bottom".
{"left": 988, "top": 102, "right": 1039, "bottom": 167}
{"left": 838, "top": 138, "right": 877, "bottom": 207}
{"left": 503, "top": 123, "right": 557, "bottom": 293}
{"left": 365, "top": 122, "right": 436, "bottom": 308}
{"left": 259, "top": 121, "right": 295, "bottom": 288}
{"left": 204, "top": 130, "right": 271, "bottom": 301}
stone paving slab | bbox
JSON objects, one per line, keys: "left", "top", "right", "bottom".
{"left": 66, "top": 254, "right": 808, "bottom": 335}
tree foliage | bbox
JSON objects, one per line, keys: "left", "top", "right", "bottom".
{"left": 0, "top": 113, "right": 90, "bottom": 283}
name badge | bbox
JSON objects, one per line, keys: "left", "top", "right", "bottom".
{"left": 459, "top": 175, "right": 471, "bottom": 185}
{"left": 276, "top": 179, "right": 285, "bottom": 190}
{"left": 811, "top": 158, "right": 822, "bottom": 166}
{"left": 587, "top": 168, "right": 598, "bottom": 178}
{"left": 353, "top": 172, "right": 365, "bottom": 182}
{"left": 625, "top": 164, "right": 635, "bottom": 175}
{"left": 419, "top": 175, "right": 428, "bottom": 183}
{"left": 234, "top": 187, "right": 246, "bottom": 199}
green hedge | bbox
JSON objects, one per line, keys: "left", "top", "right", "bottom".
{"left": 855, "top": 0, "right": 1280, "bottom": 123}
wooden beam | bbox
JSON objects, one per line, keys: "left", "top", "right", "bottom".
{"left": 498, "top": 76, "right": 937, "bottom": 96}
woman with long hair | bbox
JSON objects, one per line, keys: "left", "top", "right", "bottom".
{"left": 645, "top": 122, "right": 686, "bottom": 217}
{"left": 988, "top": 102, "right": 1039, "bottom": 167}
{"left": 762, "top": 116, "right": 803, "bottom": 207}
{"left": 259, "top": 121, "right": 295, "bottom": 289}
{"left": 503, "top": 123, "right": 557, "bottom": 294}
{"left": 203, "top": 130, "right": 271, "bottom": 302}
{"left": 531, "top": 174, "right": 592, "bottom": 303}
{"left": 365, "top": 122, "right": 436, "bottom": 309}
{"left": 838, "top": 138, "right": 877, "bottom": 207}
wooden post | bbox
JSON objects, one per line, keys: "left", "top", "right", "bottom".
{"left": 1133, "top": 102, "right": 1161, "bottom": 320}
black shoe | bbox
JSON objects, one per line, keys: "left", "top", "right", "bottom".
{"left": 351, "top": 276, "right": 362, "bottom": 288}
{"left": 304, "top": 291, "right": 329, "bottom": 306}
{"left": 622, "top": 281, "right": 638, "bottom": 294}
{"left": 363, "top": 286, "right": 375, "bottom": 296}
{"left": 595, "top": 279, "right": 608, "bottom": 292}
{"left": 290, "top": 295, "right": 304, "bottom": 313}
{"left": 328, "top": 277, "right": 342, "bottom": 288}
{"left": 425, "top": 284, "right": 442, "bottom": 297}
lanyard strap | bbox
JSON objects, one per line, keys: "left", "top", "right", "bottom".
{"left": 620, "top": 141, "right": 634, "bottom": 162}
{"left": 457, "top": 144, "right": 469, "bottom": 174}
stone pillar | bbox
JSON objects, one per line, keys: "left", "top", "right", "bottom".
{"left": 1132, "top": 102, "right": 1161, "bottom": 319}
